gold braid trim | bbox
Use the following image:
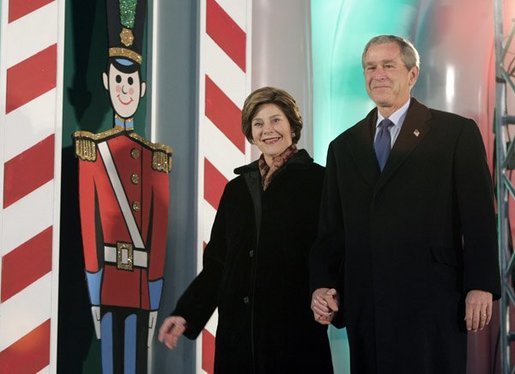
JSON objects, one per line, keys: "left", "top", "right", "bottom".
{"left": 129, "top": 132, "right": 173, "bottom": 173}
{"left": 109, "top": 47, "right": 142, "bottom": 65}
{"left": 73, "top": 127, "right": 125, "bottom": 161}
{"left": 152, "top": 151, "right": 173, "bottom": 173}
{"left": 74, "top": 137, "right": 97, "bottom": 161}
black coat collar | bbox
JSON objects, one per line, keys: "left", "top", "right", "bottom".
{"left": 346, "top": 98, "right": 433, "bottom": 189}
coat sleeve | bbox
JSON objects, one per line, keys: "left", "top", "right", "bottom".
{"left": 172, "top": 183, "right": 231, "bottom": 339}
{"left": 310, "top": 141, "right": 346, "bottom": 295}
{"left": 454, "top": 119, "right": 500, "bottom": 299}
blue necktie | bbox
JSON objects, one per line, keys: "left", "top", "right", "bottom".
{"left": 374, "top": 119, "right": 394, "bottom": 171}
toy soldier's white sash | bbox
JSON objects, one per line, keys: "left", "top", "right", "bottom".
{"left": 98, "top": 141, "right": 147, "bottom": 269}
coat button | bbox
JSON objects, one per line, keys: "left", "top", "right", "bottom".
{"left": 243, "top": 296, "right": 250, "bottom": 304}
{"left": 132, "top": 201, "right": 140, "bottom": 211}
{"left": 130, "top": 148, "right": 140, "bottom": 159}
{"left": 249, "top": 250, "right": 254, "bottom": 258}
{"left": 131, "top": 173, "right": 139, "bottom": 184}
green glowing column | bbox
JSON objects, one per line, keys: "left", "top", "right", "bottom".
{"left": 311, "top": 0, "right": 420, "bottom": 163}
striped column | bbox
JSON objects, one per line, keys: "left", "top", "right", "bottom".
{"left": 197, "top": 0, "right": 252, "bottom": 372}
{"left": 0, "top": 0, "right": 64, "bottom": 372}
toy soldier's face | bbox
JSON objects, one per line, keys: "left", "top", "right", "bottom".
{"left": 103, "top": 63, "right": 146, "bottom": 119}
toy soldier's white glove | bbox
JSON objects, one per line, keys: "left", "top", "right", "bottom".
{"left": 148, "top": 311, "right": 158, "bottom": 347}
{"left": 91, "top": 306, "right": 101, "bottom": 339}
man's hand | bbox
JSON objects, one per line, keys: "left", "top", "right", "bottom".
{"left": 158, "top": 316, "right": 187, "bottom": 350}
{"left": 311, "top": 288, "right": 339, "bottom": 325}
{"left": 464, "top": 290, "right": 493, "bottom": 332}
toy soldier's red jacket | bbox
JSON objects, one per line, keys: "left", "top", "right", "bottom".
{"left": 74, "top": 126, "right": 172, "bottom": 310}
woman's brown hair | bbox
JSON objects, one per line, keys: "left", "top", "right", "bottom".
{"left": 241, "top": 87, "right": 303, "bottom": 144}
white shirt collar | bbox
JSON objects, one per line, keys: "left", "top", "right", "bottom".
{"left": 376, "top": 98, "right": 411, "bottom": 128}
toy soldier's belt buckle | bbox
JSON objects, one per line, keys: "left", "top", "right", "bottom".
{"left": 116, "top": 242, "right": 133, "bottom": 271}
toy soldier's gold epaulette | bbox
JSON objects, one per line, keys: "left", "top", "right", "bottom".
{"left": 129, "top": 132, "right": 173, "bottom": 173}
{"left": 73, "top": 127, "right": 125, "bottom": 162}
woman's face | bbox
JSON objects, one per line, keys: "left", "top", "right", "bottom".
{"left": 251, "top": 103, "right": 293, "bottom": 165}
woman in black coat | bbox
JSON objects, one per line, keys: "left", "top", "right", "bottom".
{"left": 159, "top": 87, "right": 333, "bottom": 373}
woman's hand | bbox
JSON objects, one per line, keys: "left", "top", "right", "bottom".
{"left": 158, "top": 315, "right": 187, "bottom": 349}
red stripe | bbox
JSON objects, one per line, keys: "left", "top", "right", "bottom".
{"left": 0, "top": 320, "right": 50, "bottom": 373}
{"left": 1, "top": 227, "right": 53, "bottom": 302}
{"left": 204, "top": 158, "right": 228, "bottom": 210}
{"left": 206, "top": 0, "right": 246, "bottom": 71}
{"left": 202, "top": 330, "right": 215, "bottom": 374}
{"left": 8, "top": 0, "right": 54, "bottom": 23}
{"left": 6, "top": 44, "right": 57, "bottom": 114}
{"left": 205, "top": 75, "right": 245, "bottom": 152}
{"left": 3, "top": 134, "right": 55, "bottom": 208}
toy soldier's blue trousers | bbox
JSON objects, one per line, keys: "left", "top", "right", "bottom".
{"left": 101, "top": 307, "right": 149, "bottom": 374}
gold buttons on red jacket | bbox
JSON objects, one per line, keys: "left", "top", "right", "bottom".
{"left": 130, "top": 148, "right": 140, "bottom": 159}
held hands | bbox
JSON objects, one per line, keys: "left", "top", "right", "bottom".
{"left": 311, "top": 288, "right": 339, "bottom": 325}
{"left": 465, "top": 290, "right": 493, "bottom": 332}
{"left": 158, "top": 315, "right": 187, "bottom": 350}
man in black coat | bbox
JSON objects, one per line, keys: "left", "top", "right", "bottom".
{"left": 310, "top": 35, "right": 500, "bottom": 373}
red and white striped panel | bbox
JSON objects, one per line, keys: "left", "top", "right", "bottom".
{"left": 0, "top": 0, "right": 63, "bottom": 372}
{"left": 197, "top": 0, "right": 252, "bottom": 372}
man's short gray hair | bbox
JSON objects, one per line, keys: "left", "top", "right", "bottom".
{"left": 361, "top": 35, "right": 420, "bottom": 71}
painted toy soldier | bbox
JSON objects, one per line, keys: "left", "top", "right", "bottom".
{"left": 74, "top": 0, "right": 172, "bottom": 372}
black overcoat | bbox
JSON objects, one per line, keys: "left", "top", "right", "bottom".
{"left": 174, "top": 150, "right": 333, "bottom": 373}
{"left": 311, "top": 99, "right": 500, "bottom": 374}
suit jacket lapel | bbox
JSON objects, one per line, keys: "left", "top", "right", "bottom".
{"left": 376, "top": 98, "right": 432, "bottom": 190}
{"left": 346, "top": 109, "right": 380, "bottom": 187}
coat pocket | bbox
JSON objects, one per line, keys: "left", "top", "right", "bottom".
{"left": 429, "top": 246, "right": 460, "bottom": 292}
{"left": 429, "top": 246, "right": 458, "bottom": 267}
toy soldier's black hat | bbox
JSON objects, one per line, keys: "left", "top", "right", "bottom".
{"left": 106, "top": 0, "right": 146, "bottom": 68}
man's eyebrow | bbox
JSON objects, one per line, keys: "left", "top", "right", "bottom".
{"left": 365, "top": 58, "right": 396, "bottom": 66}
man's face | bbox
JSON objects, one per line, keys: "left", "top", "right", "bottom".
{"left": 103, "top": 63, "right": 146, "bottom": 119}
{"left": 363, "top": 42, "right": 418, "bottom": 115}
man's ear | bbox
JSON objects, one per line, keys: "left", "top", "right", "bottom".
{"left": 408, "top": 66, "right": 419, "bottom": 87}
{"left": 102, "top": 72, "right": 109, "bottom": 90}
{"left": 140, "top": 81, "right": 147, "bottom": 98}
